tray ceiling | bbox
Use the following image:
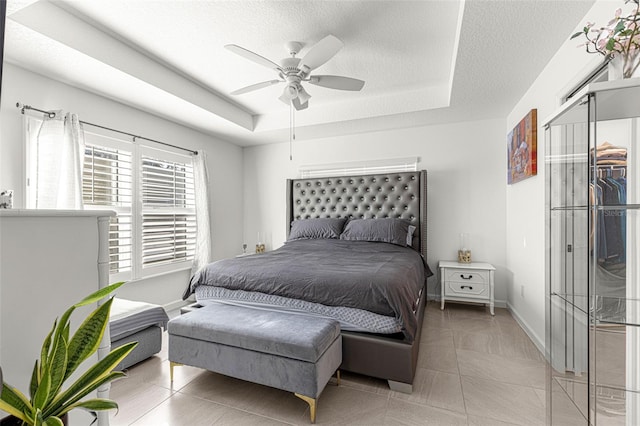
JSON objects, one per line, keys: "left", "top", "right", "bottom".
{"left": 5, "top": 0, "right": 595, "bottom": 146}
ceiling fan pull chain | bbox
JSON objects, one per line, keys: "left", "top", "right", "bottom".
{"left": 290, "top": 101, "right": 293, "bottom": 161}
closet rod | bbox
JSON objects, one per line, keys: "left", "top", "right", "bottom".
{"left": 16, "top": 102, "right": 198, "bottom": 155}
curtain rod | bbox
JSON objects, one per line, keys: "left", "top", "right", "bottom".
{"left": 16, "top": 102, "right": 198, "bottom": 155}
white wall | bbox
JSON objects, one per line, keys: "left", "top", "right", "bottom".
{"left": 505, "top": 0, "right": 617, "bottom": 350}
{"left": 243, "top": 118, "right": 508, "bottom": 302}
{"left": 0, "top": 63, "right": 244, "bottom": 308}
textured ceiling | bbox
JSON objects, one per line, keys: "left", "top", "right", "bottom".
{"left": 5, "top": 0, "right": 595, "bottom": 146}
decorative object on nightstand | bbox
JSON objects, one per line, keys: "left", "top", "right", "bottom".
{"left": 0, "top": 190, "right": 13, "bottom": 209}
{"left": 255, "top": 232, "right": 266, "bottom": 253}
{"left": 457, "top": 233, "right": 471, "bottom": 263}
{"left": 440, "top": 260, "right": 495, "bottom": 315}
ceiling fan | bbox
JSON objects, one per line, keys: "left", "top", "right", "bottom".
{"left": 225, "top": 35, "right": 365, "bottom": 111}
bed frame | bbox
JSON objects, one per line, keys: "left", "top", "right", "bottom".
{"left": 286, "top": 170, "right": 428, "bottom": 393}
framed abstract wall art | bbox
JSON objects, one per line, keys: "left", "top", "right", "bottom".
{"left": 507, "top": 109, "right": 537, "bottom": 184}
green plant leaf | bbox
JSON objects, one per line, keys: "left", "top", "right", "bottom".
{"left": 48, "top": 371, "right": 126, "bottom": 418}
{"left": 32, "top": 365, "right": 52, "bottom": 410}
{"left": 606, "top": 38, "right": 616, "bottom": 51}
{"left": 34, "top": 408, "right": 44, "bottom": 426}
{"left": 43, "top": 416, "right": 65, "bottom": 426}
{"left": 46, "top": 343, "right": 135, "bottom": 417}
{"left": 40, "top": 320, "right": 56, "bottom": 371}
{"left": 62, "top": 323, "right": 71, "bottom": 344}
{"left": 67, "top": 398, "right": 119, "bottom": 412}
{"left": 51, "top": 306, "right": 76, "bottom": 373}
{"left": 46, "top": 331, "right": 69, "bottom": 404}
{"left": 614, "top": 20, "right": 626, "bottom": 33}
{"left": 570, "top": 31, "right": 584, "bottom": 39}
{"left": 64, "top": 298, "right": 114, "bottom": 381}
{"left": 30, "top": 360, "right": 40, "bottom": 401}
{"left": 74, "top": 282, "right": 126, "bottom": 308}
{"left": 0, "top": 383, "right": 33, "bottom": 422}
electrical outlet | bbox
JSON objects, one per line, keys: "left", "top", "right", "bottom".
{"left": 521, "top": 285, "right": 525, "bottom": 298}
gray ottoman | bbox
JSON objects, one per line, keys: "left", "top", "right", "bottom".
{"left": 168, "top": 304, "right": 342, "bottom": 423}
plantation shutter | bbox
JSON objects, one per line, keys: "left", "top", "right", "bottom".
{"left": 140, "top": 152, "right": 196, "bottom": 268}
{"left": 82, "top": 143, "right": 133, "bottom": 276}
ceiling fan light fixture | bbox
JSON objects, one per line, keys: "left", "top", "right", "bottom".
{"left": 283, "top": 84, "right": 299, "bottom": 100}
{"left": 297, "top": 87, "right": 311, "bottom": 104}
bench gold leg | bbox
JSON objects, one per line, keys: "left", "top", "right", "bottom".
{"left": 169, "top": 361, "right": 183, "bottom": 382}
{"left": 336, "top": 370, "right": 341, "bottom": 386}
{"left": 294, "top": 393, "right": 317, "bottom": 424}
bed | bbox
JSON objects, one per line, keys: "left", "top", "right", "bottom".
{"left": 185, "top": 170, "right": 431, "bottom": 392}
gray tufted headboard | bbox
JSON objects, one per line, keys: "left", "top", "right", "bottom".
{"left": 286, "top": 170, "right": 427, "bottom": 257}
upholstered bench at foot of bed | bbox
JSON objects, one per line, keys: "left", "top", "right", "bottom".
{"left": 168, "top": 304, "right": 342, "bottom": 423}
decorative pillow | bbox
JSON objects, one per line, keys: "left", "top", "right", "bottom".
{"left": 288, "top": 218, "right": 347, "bottom": 241}
{"left": 340, "top": 218, "right": 411, "bottom": 247}
{"left": 407, "top": 225, "right": 416, "bottom": 246}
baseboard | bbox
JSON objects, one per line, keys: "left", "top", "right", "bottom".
{"left": 506, "top": 302, "right": 545, "bottom": 356}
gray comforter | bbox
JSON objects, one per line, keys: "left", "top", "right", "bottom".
{"left": 185, "top": 239, "right": 429, "bottom": 340}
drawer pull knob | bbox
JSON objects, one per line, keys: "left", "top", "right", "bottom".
{"left": 461, "top": 285, "right": 473, "bottom": 290}
{"left": 460, "top": 274, "right": 473, "bottom": 280}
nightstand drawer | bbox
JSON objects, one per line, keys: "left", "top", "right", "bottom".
{"left": 444, "top": 281, "right": 489, "bottom": 299}
{"left": 445, "top": 269, "right": 489, "bottom": 285}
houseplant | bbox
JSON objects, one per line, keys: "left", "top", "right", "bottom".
{"left": 571, "top": 0, "right": 640, "bottom": 78}
{"left": 0, "top": 282, "right": 137, "bottom": 426}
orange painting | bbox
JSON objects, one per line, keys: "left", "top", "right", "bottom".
{"left": 507, "top": 109, "right": 537, "bottom": 184}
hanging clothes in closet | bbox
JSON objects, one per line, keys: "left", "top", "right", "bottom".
{"left": 589, "top": 142, "right": 627, "bottom": 266}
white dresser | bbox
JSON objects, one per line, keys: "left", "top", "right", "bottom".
{"left": 0, "top": 209, "right": 114, "bottom": 425}
{"left": 439, "top": 260, "right": 495, "bottom": 315}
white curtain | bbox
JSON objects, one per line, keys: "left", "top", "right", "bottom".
{"left": 191, "top": 150, "right": 212, "bottom": 276}
{"left": 34, "top": 112, "right": 85, "bottom": 209}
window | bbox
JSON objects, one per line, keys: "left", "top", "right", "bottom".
{"left": 26, "top": 118, "right": 195, "bottom": 280}
{"left": 140, "top": 151, "right": 196, "bottom": 269}
{"left": 299, "top": 157, "right": 418, "bottom": 178}
{"left": 83, "top": 142, "right": 133, "bottom": 276}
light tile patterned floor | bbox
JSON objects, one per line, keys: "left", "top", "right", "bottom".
{"left": 108, "top": 302, "right": 546, "bottom": 425}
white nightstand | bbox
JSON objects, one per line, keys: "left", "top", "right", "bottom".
{"left": 236, "top": 252, "right": 256, "bottom": 258}
{"left": 439, "top": 260, "right": 495, "bottom": 315}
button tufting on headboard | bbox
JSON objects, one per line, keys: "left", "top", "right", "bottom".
{"left": 286, "top": 171, "right": 427, "bottom": 254}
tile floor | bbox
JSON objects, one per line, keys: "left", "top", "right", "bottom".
{"left": 108, "top": 302, "right": 547, "bottom": 425}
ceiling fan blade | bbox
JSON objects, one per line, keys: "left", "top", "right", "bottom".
{"left": 225, "top": 44, "right": 282, "bottom": 71}
{"left": 230, "top": 80, "right": 282, "bottom": 95}
{"left": 292, "top": 97, "right": 308, "bottom": 111}
{"left": 298, "top": 35, "right": 344, "bottom": 72}
{"left": 308, "top": 75, "right": 365, "bottom": 91}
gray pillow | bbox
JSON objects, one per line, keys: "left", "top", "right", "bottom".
{"left": 340, "top": 218, "right": 411, "bottom": 247}
{"left": 288, "top": 218, "right": 347, "bottom": 241}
